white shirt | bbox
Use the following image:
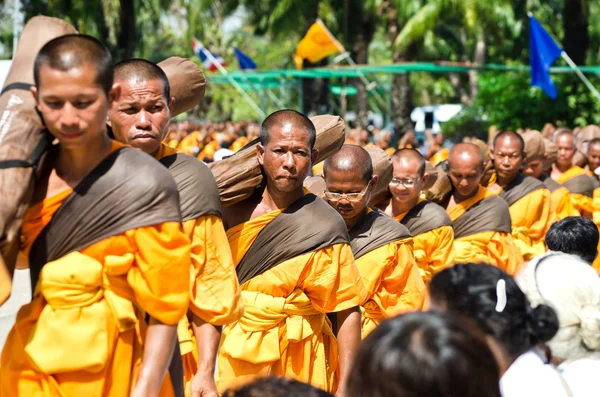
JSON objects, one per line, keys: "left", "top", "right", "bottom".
{"left": 560, "top": 357, "right": 600, "bottom": 397}
{"left": 500, "top": 349, "right": 571, "bottom": 397}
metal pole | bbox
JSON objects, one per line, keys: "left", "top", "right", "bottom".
{"left": 561, "top": 52, "right": 600, "bottom": 102}
{"left": 197, "top": 42, "right": 267, "bottom": 119}
{"left": 316, "top": 19, "right": 389, "bottom": 112}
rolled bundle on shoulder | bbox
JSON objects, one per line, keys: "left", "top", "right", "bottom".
{"left": 0, "top": 16, "right": 78, "bottom": 304}
{"left": 305, "top": 145, "right": 394, "bottom": 208}
{"left": 423, "top": 163, "right": 453, "bottom": 206}
{"left": 364, "top": 145, "right": 393, "bottom": 207}
{"left": 210, "top": 114, "right": 345, "bottom": 206}
{"left": 158, "top": 57, "right": 206, "bottom": 116}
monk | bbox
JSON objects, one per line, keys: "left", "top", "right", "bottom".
{"left": 551, "top": 130, "right": 595, "bottom": 218}
{"left": 587, "top": 138, "right": 600, "bottom": 177}
{"left": 445, "top": 143, "right": 522, "bottom": 274}
{"left": 108, "top": 59, "right": 243, "bottom": 397}
{"left": 384, "top": 149, "right": 454, "bottom": 284}
{"left": 322, "top": 145, "right": 425, "bottom": 337}
{"left": 521, "top": 131, "right": 576, "bottom": 220}
{"left": 426, "top": 132, "right": 449, "bottom": 165}
{"left": 487, "top": 131, "right": 552, "bottom": 261}
{"left": 216, "top": 110, "right": 367, "bottom": 395}
{"left": 1, "top": 35, "right": 190, "bottom": 397}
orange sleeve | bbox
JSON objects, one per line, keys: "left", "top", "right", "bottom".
{"left": 372, "top": 240, "right": 426, "bottom": 315}
{"left": 414, "top": 225, "right": 455, "bottom": 284}
{"left": 299, "top": 243, "right": 367, "bottom": 313}
{"left": 486, "top": 232, "right": 523, "bottom": 276}
{"left": 126, "top": 222, "right": 190, "bottom": 325}
{"left": 183, "top": 216, "right": 243, "bottom": 325}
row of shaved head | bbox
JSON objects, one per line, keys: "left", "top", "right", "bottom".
{"left": 34, "top": 34, "right": 318, "bottom": 148}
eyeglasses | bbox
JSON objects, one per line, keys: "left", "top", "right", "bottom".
{"left": 389, "top": 177, "right": 421, "bottom": 187}
{"left": 323, "top": 185, "right": 370, "bottom": 202}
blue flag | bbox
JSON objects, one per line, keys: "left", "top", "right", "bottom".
{"left": 530, "top": 15, "right": 563, "bottom": 99}
{"left": 233, "top": 47, "right": 257, "bottom": 70}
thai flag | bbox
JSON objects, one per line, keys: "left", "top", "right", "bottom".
{"left": 192, "top": 39, "right": 226, "bottom": 72}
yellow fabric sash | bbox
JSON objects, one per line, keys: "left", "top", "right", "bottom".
{"left": 556, "top": 166, "right": 586, "bottom": 184}
{"left": 447, "top": 186, "right": 489, "bottom": 222}
{"left": 220, "top": 289, "right": 333, "bottom": 365}
{"left": 24, "top": 252, "right": 138, "bottom": 375}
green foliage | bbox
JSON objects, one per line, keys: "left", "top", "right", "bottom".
{"left": 441, "top": 106, "right": 490, "bottom": 142}
{"left": 443, "top": 71, "right": 600, "bottom": 141}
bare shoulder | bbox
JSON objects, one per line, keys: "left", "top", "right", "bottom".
{"left": 222, "top": 197, "right": 263, "bottom": 230}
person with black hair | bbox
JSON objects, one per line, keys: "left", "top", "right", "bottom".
{"left": 323, "top": 145, "right": 425, "bottom": 337}
{"left": 545, "top": 216, "right": 599, "bottom": 265}
{"left": 223, "top": 377, "right": 333, "bottom": 397}
{"left": 429, "top": 264, "right": 570, "bottom": 397}
{"left": 1, "top": 35, "right": 190, "bottom": 397}
{"left": 347, "top": 311, "right": 502, "bottom": 397}
{"left": 487, "top": 131, "right": 553, "bottom": 262}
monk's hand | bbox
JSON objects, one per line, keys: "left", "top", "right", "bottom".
{"left": 190, "top": 370, "right": 219, "bottom": 397}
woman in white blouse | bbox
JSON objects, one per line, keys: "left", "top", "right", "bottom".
{"left": 518, "top": 252, "right": 600, "bottom": 397}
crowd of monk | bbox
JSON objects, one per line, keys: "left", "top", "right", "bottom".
{"left": 2, "top": 33, "right": 600, "bottom": 397}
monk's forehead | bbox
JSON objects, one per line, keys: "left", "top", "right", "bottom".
{"left": 556, "top": 133, "right": 574, "bottom": 144}
{"left": 393, "top": 155, "right": 420, "bottom": 170}
{"left": 450, "top": 149, "right": 481, "bottom": 167}
{"left": 269, "top": 121, "right": 311, "bottom": 142}
{"left": 495, "top": 135, "right": 521, "bottom": 149}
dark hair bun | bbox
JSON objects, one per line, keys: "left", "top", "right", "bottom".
{"left": 528, "top": 304, "right": 559, "bottom": 343}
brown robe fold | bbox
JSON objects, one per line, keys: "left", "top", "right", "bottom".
{"left": 235, "top": 194, "right": 349, "bottom": 285}
{"left": 499, "top": 173, "right": 547, "bottom": 207}
{"left": 453, "top": 196, "right": 512, "bottom": 239}
{"left": 29, "top": 147, "right": 182, "bottom": 289}
{"left": 349, "top": 208, "right": 412, "bottom": 260}
{"left": 400, "top": 200, "right": 453, "bottom": 236}
{"left": 541, "top": 176, "right": 561, "bottom": 193}
{"left": 561, "top": 174, "right": 595, "bottom": 197}
{"left": 159, "top": 152, "right": 221, "bottom": 221}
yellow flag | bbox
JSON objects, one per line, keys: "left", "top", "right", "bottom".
{"left": 294, "top": 20, "right": 344, "bottom": 69}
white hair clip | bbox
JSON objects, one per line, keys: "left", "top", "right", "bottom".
{"left": 495, "top": 279, "right": 507, "bottom": 313}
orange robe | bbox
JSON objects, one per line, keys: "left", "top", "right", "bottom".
{"left": 394, "top": 199, "right": 455, "bottom": 284}
{"left": 230, "top": 136, "right": 249, "bottom": 153}
{"left": 447, "top": 186, "right": 523, "bottom": 275}
{"left": 355, "top": 237, "right": 425, "bottom": 337}
{"left": 1, "top": 142, "right": 190, "bottom": 397}
{"left": 429, "top": 147, "right": 449, "bottom": 165}
{"left": 554, "top": 166, "right": 595, "bottom": 216}
{"left": 155, "top": 144, "right": 243, "bottom": 396}
{"left": 489, "top": 177, "right": 553, "bottom": 261}
{"left": 216, "top": 209, "right": 367, "bottom": 393}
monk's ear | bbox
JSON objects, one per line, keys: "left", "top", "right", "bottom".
{"left": 421, "top": 173, "right": 430, "bottom": 186}
{"left": 109, "top": 82, "right": 121, "bottom": 104}
{"left": 370, "top": 175, "right": 379, "bottom": 189}
{"left": 30, "top": 86, "right": 40, "bottom": 110}
{"left": 488, "top": 146, "right": 495, "bottom": 161}
{"left": 311, "top": 148, "right": 319, "bottom": 165}
{"left": 257, "top": 142, "right": 265, "bottom": 165}
{"left": 168, "top": 96, "right": 175, "bottom": 114}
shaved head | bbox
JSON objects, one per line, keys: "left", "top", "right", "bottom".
{"left": 260, "top": 109, "right": 316, "bottom": 149}
{"left": 392, "top": 148, "right": 426, "bottom": 177}
{"left": 114, "top": 58, "right": 170, "bottom": 100}
{"left": 34, "top": 34, "right": 113, "bottom": 95}
{"left": 493, "top": 131, "right": 524, "bottom": 155}
{"left": 324, "top": 145, "right": 373, "bottom": 183}
{"left": 449, "top": 143, "right": 484, "bottom": 171}
{"left": 554, "top": 129, "right": 576, "bottom": 145}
